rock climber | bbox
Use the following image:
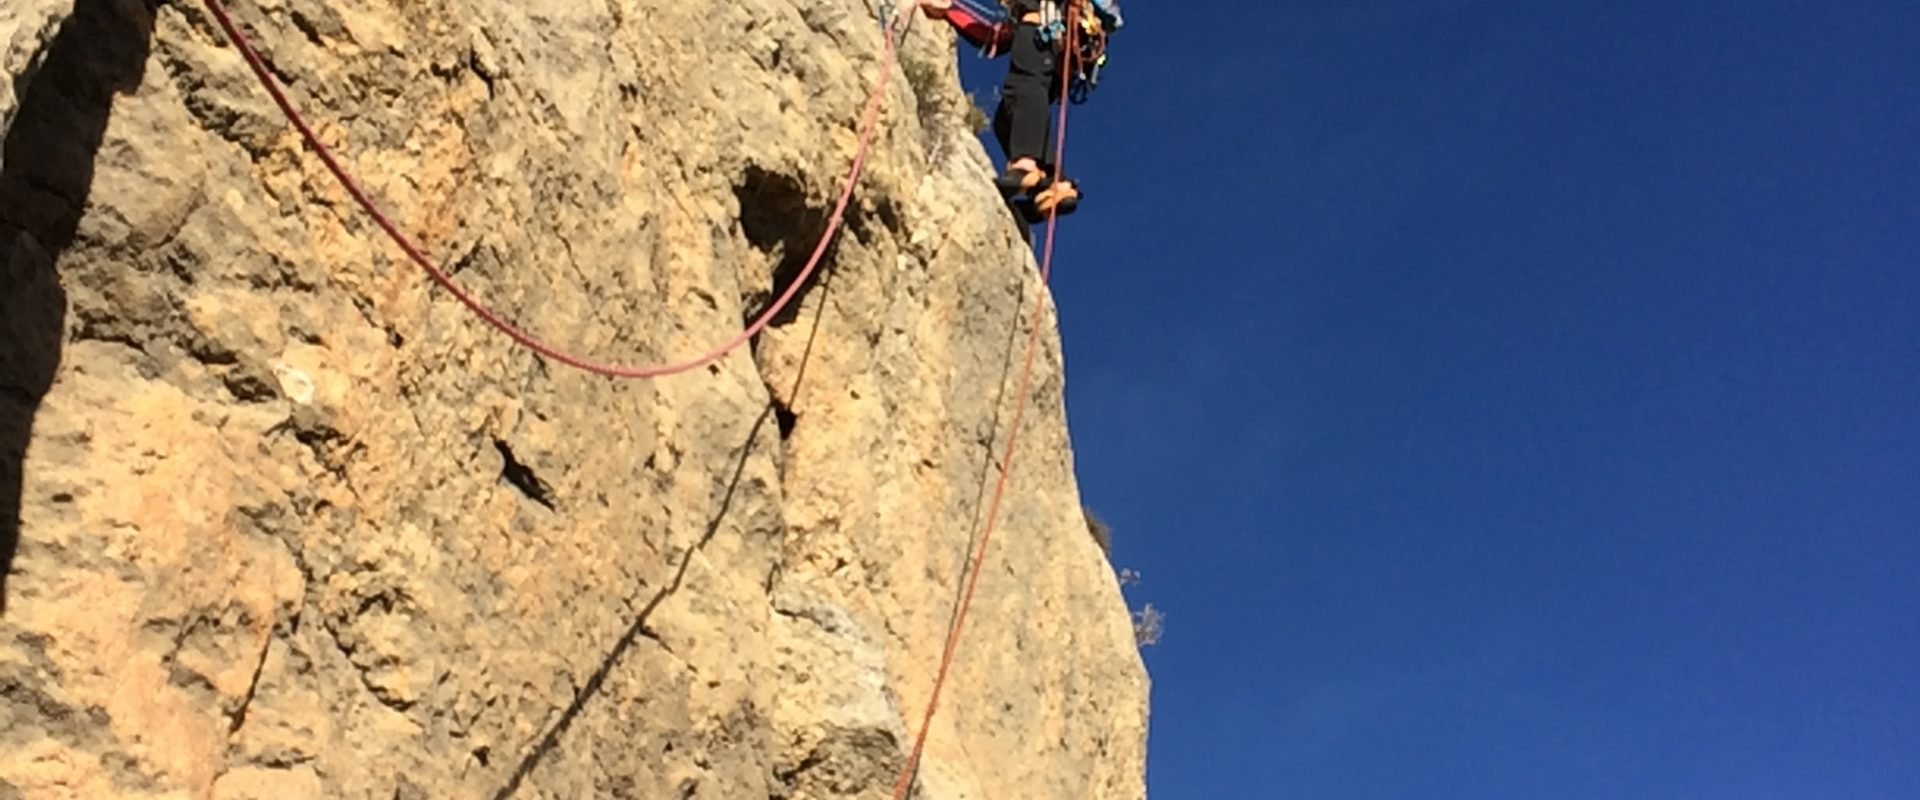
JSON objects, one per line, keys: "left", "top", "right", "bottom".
{"left": 916, "top": 0, "right": 1123, "bottom": 220}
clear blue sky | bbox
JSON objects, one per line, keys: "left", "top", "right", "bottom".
{"left": 954, "top": 2, "right": 1918, "bottom": 798}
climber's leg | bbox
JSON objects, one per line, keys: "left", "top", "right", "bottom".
{"left": 992, "top": 24, "right": 1056, "bottom": 196}
{"left": 992, "top": 85, "right": 1050, "bottom": 195}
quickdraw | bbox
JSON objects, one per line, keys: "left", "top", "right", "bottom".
{"left": 1064, "top": 7, "right": 1111, "bottom": 104}
{"left": 1067, "top": 22, "right": 1109, "bottom": 104}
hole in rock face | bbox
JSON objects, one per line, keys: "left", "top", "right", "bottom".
{"left": 771, "top": 397, "right": 798, "bottom": 441}
{"left": 735, "top": 166, "right": 834, "bottom": 329}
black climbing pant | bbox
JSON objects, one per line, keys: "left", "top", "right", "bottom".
{"left": 994, "top": 23, "right": 1060, "bottom": 168}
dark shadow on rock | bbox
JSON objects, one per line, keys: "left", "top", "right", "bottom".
{"left": 1003, "top": 196, "right": 1037, "bottom": 247}
{"left": 488, "top": 405, "right": 770, "bottom": 800}
{"left": 0, "top": 0, "right": 158, "bottom": 615}
{"left": 736, "top": 165, "right": 837, "bottom": 329}
{"left": 493, "top": 254, "right": 840, "bottom": 800}
{"left": 896, "top": 268, "right": 1028, "bottom": 797}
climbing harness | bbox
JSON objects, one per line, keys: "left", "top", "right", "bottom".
{"left": 199, "top": 0, "right": 913, "bottom": 380}
{"left": 887, "top": 6, "right": 1083, "bottom": 798}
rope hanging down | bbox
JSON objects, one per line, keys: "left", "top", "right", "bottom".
{"left": 889, "top": 5, "right": 1084, "bottom": 797}
{"left": 211, "top": 0, "right": 1085, "bottom": 790}
{"left": 200, "top": 0, "right": 909, "bottom": 379}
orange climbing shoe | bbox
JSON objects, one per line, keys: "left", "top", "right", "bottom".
{"left": 1012, "top": 179, "right": 1082, "bottom": 224}
{"left": 993, "top": 165, "right": 1049, "bottom": 198}
{"left": 1033, "top": 179, "right": 1080, "bottom": 216}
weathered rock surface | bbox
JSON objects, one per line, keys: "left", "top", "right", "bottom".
{"left": 0, "top": 1, "right": 1147, "bottom": 798}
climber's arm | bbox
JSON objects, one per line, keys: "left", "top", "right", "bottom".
{"left": 920, "top": 0, "right": 1015, "bottom": 55}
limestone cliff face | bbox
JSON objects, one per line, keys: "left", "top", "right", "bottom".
{"left": 0, "top": 0, "right": 1147, "bottom": 798}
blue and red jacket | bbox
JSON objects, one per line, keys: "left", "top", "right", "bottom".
{"left": 938, "top": 1, "right": 1125, "bottom": 56}
{"left": 943, "top": 0, "right": 1017, "bottom": 55}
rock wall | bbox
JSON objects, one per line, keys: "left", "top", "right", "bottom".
{"left": 0, "top": 1, "right": 1147, "bottom": 798}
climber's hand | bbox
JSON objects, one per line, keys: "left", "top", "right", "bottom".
{"left": 918, "top": 0, "right": 953, "bottom": 19}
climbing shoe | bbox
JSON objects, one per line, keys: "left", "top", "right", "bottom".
{"left": 993, "top": 166, "right": 1048, "bottom": 198}
{"left": 1032, "top": 179, "right": 1080, "bottom": 217}
{"left": 1012, "top": 179, "right": 1081, "bottom": 224}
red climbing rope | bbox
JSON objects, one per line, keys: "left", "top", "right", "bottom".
{"left": 889, "top": 6, "right": 1084, "bottom": 798}
{"left": 200, "top": 0, "right": 906, "bottom": 379}
{"left": 211, "top": 0, "right": 1089, "bottom": 787}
